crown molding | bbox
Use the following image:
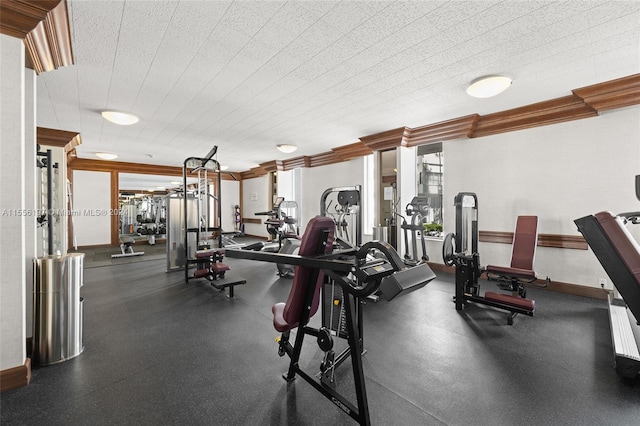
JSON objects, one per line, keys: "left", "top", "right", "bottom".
{"left": 240, "top": 166, "right": 268, "bottom": 180}
{"left": 283, "top": 156, "right": 311, "bottom": 171}
{"left": 241, "top": 73, "right": 640, "bottom": 174}
{"left": 407, "top": 115, "right": 479, "bottom": 146}
{"left": 259, "top": 160, "right": 284, "bottom": 173}
{"left": 308, "top": 151, "right": 342, "bottom": 168}
{"left": 472, "top": 95, "right": 598, "bottom": 138}
{"left": 359, "top": 127, "right": 411, "bottom": 151}
{"left": 0, "top": 0, "right": 74, "bottom": 74}
{"left": 573, "top": 74, "right": 640, "bottom": 113}
{"left": 0, "top": 0, "right": 57, "bottom": 38}
{"left": 331, "top": 141, "right": 373, "bottom": 161}
{"left": 37, "top": 126, "right": 81, "bottom": 152}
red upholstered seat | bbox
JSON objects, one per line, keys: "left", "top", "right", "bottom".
{"left": 486, "top": 216, "right": 538, "bottom": 280}
{"left": 211, "top": 263, "right": 230, "bottom": 273}
{"left": 193, "top": 269, "right": 209, "bottom": 278}
{"left": 485, "top": 265, "right": 536, "bottom": 280}
{"left": 272, "top": 216, "right": 335, "bottom": 332}
{"left": 485, "top": 291, "right": 535, "bottom": 312}
{"left": 195, "top": 249, "right": 217, "bottom": 258}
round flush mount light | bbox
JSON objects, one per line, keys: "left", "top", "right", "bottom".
{"left": 276, "top": 144, "right": 298, "bottom": 154}
{"left": 95, "top": 152, "right": 118, "bottom": 160}
{"left": 101, "top": 110, "right": 139, "bottom": 125}
{"left": 466, "top": 75, "right": 512, "bottom": 98}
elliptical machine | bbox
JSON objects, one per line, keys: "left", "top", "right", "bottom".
{"left": 276, "top": 200, "right": 301, "bottom": 277}
{"left": 400, "top": 196, "right": 430, "bottom": 265}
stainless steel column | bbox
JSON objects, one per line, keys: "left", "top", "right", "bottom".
{"left": 33, "top": 253, "right": 85, "bottom": 365}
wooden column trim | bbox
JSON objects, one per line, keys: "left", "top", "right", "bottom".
{"left": 0, "top": 359, "right": 31, "bottom": 393}
{"left": 37, "top": 126, "right": 81, "bottom": 152}
{"left": 110, "top": 171, "right": 119, "bottom": 246}
{"left": 479, "top": 230, "right": 588, "bottom": 250}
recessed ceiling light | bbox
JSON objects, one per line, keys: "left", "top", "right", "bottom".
{"left": 466, "top": 75, "right": 512, "bottom": 98}
{"left": 157, "top": 186, "right": 166, "bottom": 190}
{"left": 101, "top": 110, "right": 139, "bottom": 125}
{"left": 220, "top": 165, "right": 229, "bottom": 171}
{"left": 170, "top": 181, "right": 181, "bottom": 185}
{"left": 276, "top": 144, "right": 297, "bottom": 154}
{"left": 96, "top": 152, "right": 118, "bottom": 160}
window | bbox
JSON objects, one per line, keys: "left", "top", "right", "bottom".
{"left": 416, "top": 144, "right": 443, "bottom": 237}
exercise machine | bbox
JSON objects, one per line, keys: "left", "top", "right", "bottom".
{"left": 485, "top": 216, "right": 549, "bottom": 298}
{"left": 400, "top": 196, "right": 430, "bottom": 265}
{"left": 276, "top": 200, "right": 301, "bottom": 277}
{"left": 320, "top": 186, "right": 362, "bottom": 248}
{"left": 250, "top": 197, "right": 301, "bottom": 276}
{"left": 226, "top": 216, "right": 435, "bottom": 425}
{"left": 167, "top": 147, "right": 245, "bottom": 297}
{"left": 575, "top": 175, "right": 640, "bottom": 378}
{"left": 111, "top": 236, "right": 144, "bottom": 258}
{"left": 253, "top": 197, "right": 286, "bottom": 252}
{"left": 442, "top": 193, "right": 540, "bottom": 325}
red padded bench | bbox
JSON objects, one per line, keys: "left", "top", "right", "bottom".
{"left": 485, "top": 291, "right": 535, "bottom": 312}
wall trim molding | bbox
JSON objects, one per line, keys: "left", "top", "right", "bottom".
{"left": 479, "top": 231, "right": 588, "bottom": 250}
{"left": 69, "top": 158, "right": 238, "bottom": 181}
{"left": 0, "top": 359, "right": 31, "bottom": 393}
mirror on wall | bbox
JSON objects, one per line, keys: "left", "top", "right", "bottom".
{"left": 118, "top": 174, "right": 183, "bottom": 242}
{"left": 416, "top": 143, "right": 443, "bottom": 238}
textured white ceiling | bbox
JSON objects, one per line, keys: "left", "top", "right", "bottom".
{"left": 37, "top": 0, "right": 640, "bottom": 172}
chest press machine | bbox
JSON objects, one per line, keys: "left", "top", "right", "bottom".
{"left": 575, "top": 176, "right": 640, "bottom": 378}
{"left": 226, "top": 216, "right": 435, "bottom": 425}
{"left": 442, "top": 193, "right": 546, "bottom": 325}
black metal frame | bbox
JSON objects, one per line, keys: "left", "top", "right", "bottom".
{"left": 182, "top": 147, "right": 245, "bottom": 296}
{"left": 320, "top": 185, "right": 362, "bottom": 247}
{"left": 226, "top": 240, "right": 433, "bottom": 425}
{"left": 446, "top": 192, "right": 534, "bottom": 325}
{"left": 36, "top": 148, "right": 57, "bottom": 255}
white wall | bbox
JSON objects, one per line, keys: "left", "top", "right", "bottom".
{"left": 73, "top": 171, "right": 112, "bottom": 246}
{"left": 0, "top": 34, "right": 27, "bottom": 370}
{"left": 220, "top": 179, "right": 240, "bottom": 232}
{"left": 442, "top": 106, "right": 640, "bottom": 288}
{"left": 276, "top": 169, "right": 295, "bottom": 201}
{"left": 24, "top": 68, "right": 37, "bottom": 341}
{"left": 242, "top": 175, "right": 270, "bottom": 238}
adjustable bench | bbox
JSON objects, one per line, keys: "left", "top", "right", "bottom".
{"left": 111, "top": 236, "right": 145, "bottom": 258}
{"left": 486, "top": 215, "right": 546, "bottom": 297}
{"left": 484, "top": 215, "right": 542, "bottom": 324}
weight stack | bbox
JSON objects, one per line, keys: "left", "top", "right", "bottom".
{"left": 322, "top": 280, "right": 349, "bottom": 339}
